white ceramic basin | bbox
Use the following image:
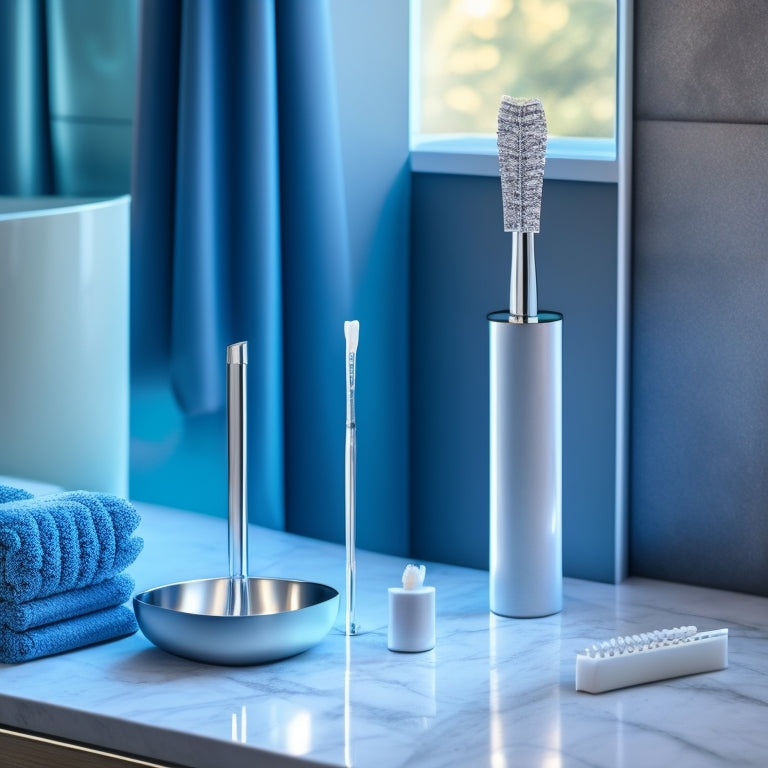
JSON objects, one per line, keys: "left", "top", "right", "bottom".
{"left": 0, "top": 195, "right": 130, "bottom": 495}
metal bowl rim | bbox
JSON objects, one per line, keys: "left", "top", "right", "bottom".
{"left": 133, "top": 576, "right": 340, "bottom": 619}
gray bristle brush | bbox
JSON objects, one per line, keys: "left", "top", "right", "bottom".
{"left": 497, "top": 96, "right": 547, "bottom": 320}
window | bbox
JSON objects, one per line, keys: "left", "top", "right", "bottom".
{"left": 410, "top": 0, "right": 624, "bottom": 182}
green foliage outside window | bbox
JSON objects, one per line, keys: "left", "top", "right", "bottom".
{"left": 414, "top": 0, "right": 616, "bottom": 139}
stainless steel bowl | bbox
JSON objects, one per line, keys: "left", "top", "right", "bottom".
{"left": 134, "top": 344, "right": 339, "bottom": 666}
{"left": 134, "top": 576, "right": 339, "bottom": 665}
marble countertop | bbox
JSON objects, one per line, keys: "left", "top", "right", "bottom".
{"left": 1, "top": 502, "right": 767, "bottom": 767}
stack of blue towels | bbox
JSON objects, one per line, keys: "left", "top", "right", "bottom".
{"left": 0, "top": 484, "right": 143, "bottom": 663}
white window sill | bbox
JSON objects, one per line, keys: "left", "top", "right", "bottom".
{"left": 410, "top": 135, "right": 618, "bottom": 184}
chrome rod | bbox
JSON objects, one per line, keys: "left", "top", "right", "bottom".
{"left": 510, "top": 231, "right": 538, "bottom": 320}
{"left": 227, "top": 341, "right": 249, "bottom": 615}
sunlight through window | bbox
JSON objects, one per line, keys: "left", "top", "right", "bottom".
{"left": 412, "top": 0, "right": 617, "bottom": 142}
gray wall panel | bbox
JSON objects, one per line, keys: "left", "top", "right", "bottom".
{"left": 634, "top": 120, "right": 768, "bottom": 257}
{"left": 631, "top": 4, "right": 768, "bottom": 595}
{"left": 635, "top": 0, "right": 768, "bottom": 123}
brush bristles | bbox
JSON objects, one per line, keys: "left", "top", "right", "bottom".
{"left": 344, "top": 320, "right": 359, "bottom": 354}
{"left": 497, "top": 96, "right": 547, "bottom": 233}
{"left": 579, "top": 626, "right": 699, "bottom": 659}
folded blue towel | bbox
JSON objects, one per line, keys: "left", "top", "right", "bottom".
{"left": 0, "top": 492, "right": 143, "bottom": 603}
{"left": 37, "top": 500, "right": 80, "bottom": 597}
{"left": 57, "top": 491, "right": 111, "bottom": 582}
{"left": 72, "top": 492, "right": 142, "bottom": 574}
{"left": 0, "top": 497, "right": 85, "bottom": 601}
{"left": 0, "top": 485, "right": 33, "bottom": 504}
{"left": 50, "top": 491, "right": 142, "bottom": 575}
{"left": 0, "top": 605, "right": 138, "bottom": 663}
{"left": 0, "top": 574, "right": 134, "bottom": 632}
{"left": 104, "top": 495, "right": 143, "bottom": 569}
{"left": 0, "top": 499, "right": 48, "bottom": 601}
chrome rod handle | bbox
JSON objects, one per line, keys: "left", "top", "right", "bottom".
{"left": 227, "top": 341, "right": 248, "bottom": 587}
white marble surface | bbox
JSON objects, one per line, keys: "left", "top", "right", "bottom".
{"left": 1, "top": 502, "right": 767, "bottom": 767}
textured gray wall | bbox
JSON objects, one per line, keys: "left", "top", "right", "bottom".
{"left": 631, "top": 0, "right": 768, "bottom": 595}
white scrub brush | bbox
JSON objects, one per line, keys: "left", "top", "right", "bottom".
{"left": 575, "top": 625, "right": 729, "bottom": 693}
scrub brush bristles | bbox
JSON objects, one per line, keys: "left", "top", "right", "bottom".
{"left": 497, "top": 96, "right": 547, "bottom": 233}
{"left": 344, "top": 320, "right": 359, "bottom": 355}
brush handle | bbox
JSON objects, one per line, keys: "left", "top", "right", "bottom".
{"left": 345, "top": 349, "right": 359, "bottom": 635}
{"left": 510, "top": 231, "right": 538, "bottom": 319}
{"left": 345, "top": 422, "right": 358, "bottom": 635}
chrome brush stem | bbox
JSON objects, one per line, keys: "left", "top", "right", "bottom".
{"left": 510, "top": 231, "right": 537, "bottom": 320}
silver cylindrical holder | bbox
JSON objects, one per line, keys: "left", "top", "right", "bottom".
{"left": 488, "top": 311, "right": 562, "bottom": 618}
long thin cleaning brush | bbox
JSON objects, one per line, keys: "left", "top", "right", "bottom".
{"left": 344, "top": 320, "right": 360, "bottom": 636}
{"left": 575, "top": 626, "right": 728, "bottom": 693}
{"left": 497, "top": 96, "right": 547, "bottom": 320}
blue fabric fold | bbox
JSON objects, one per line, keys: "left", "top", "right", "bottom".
{"left": 0, "top": 485, "right": 33, "bottom": 504}
{"left": 0, "top": 501, "right": 42, "bottom": 600}
{"left": 0, "top": 574, "right": 134, "bottom": 632}
{"left": 0, "top": 605, "right": 138, "bottom": 663}
{"left": 57, "top": 491, "right": 116, "bottom": 578}
{"left": 36, "top": 500, "right": 78, "bottom": 598}
{"left": 58, "top": 492, "right": 100, "bottom": 586}
{"left": 89, "top": 492, "right": 142, "bottom": 572}
{"left": 0, "top": 491, "right": 143, "bottom": 603}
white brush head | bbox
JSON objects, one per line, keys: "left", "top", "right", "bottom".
{"left": 344, "top": 320, "right": 359, "bottom": 354}
{"left": 497, "top": 96, "right": 547, "bottom": 233}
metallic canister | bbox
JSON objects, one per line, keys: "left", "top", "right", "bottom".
{"left": 488, "top": 310, "right": 562, "bottom": 618}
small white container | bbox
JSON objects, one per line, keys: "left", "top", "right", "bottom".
{"left": 388, "top": 565, "right": 435, "bottom": 653}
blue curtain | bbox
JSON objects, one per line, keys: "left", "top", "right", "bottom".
{"left": 132, "top": 0, "right": 351, "bottom": 531}
{"left": 0, "top": 0, "right": 53, "bottom": 194}
{"left": 1, "top": 0, "right": 410, "bottom": 556}
{"left": 0, "top": 0, "right": 136, "bottom": 197}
